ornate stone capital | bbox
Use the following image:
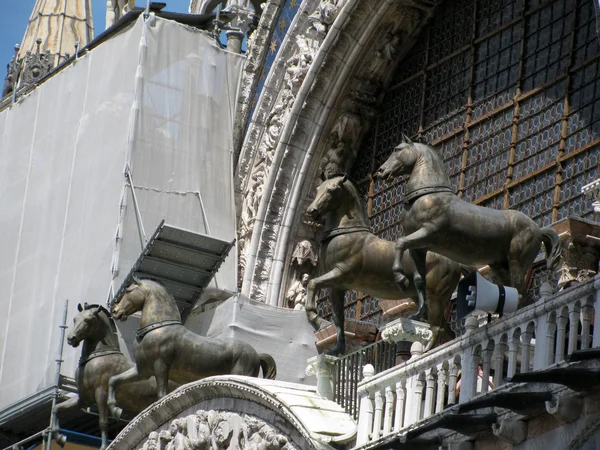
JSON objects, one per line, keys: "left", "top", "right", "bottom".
{"left": 381, "top": 318, "right": 433, "bottom": 345}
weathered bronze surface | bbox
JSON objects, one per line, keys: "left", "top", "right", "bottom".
{"left": 305, "top": 175, "right": 462, "bottom": 356}
{"left": 108, "top": 279, "right": 277, "bottom": 417}
{"left": 53, "top": 303, "right": 177, "bottom": 450}
{"left": 375, "top": 139, "right": 562, "bottom": 318}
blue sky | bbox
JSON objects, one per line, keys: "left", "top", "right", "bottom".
{"left": 0, "top": 0, "right": 191, "bottom": 72}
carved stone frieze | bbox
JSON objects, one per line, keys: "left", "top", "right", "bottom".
{"left": 238, "top": 0, "right": 347, "bottom": 298}
{"left": 137, "top": 409, "right": 297, "bottom": 450}
{"left": 290, "top": 240, "right": 318, "bottom": 267}
{"left": 319, "top": 113, "right": 362, "bottom": 180}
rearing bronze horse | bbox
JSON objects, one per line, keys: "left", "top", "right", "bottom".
{"left": 305, "top": 175, "right": 462, "bottom": 355}
{"left": 376, "top": 139, "right": 562, "bottom": 318}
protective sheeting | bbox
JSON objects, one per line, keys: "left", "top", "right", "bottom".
{"left": 185, "top": 296, "right": 319, "bottom": 384}
{"left": 0, "top": 15, "right": 241, "bottom": 409}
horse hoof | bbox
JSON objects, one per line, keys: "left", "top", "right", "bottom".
{"left": 110, "top": 406, "right": 123, "bottom": 420}
{"left": 394, "top": 274, "right": 410, "bottom": 290}
{"left": 54, "top": 433, "right": 67, "bottom": 447}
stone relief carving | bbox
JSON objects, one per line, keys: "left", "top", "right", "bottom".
{"left": 137, "top": 410, "right": 297, "bottom": 450}
{"left": 308, "top": 0, "right": 346, "bottom": 39}
{"left": 286, "top": 273, "right": 309, "bottom": 309}
{"left": 290, "top": 240, "right": 318, "bottom": 267}
{"left": 238, "top": 0, "right": 347, "bottom": 295}
{"left": 319, "top": 113, "right": 362, "bottom": 180}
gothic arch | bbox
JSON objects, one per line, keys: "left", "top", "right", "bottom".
{"left": 236, "top": 0, "right": 437, "bottom": 305}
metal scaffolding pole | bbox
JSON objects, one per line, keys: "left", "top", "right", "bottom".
{"left": 43, "top": 299, "right": 69, "bottom": 450}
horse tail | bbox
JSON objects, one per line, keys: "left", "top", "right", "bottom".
{"left": 258, "top": 353, "right": 277, "bottom": 380}
{"left": 541, "top": 227, "right": 562, "bottom": 271}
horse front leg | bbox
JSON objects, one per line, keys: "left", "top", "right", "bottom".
{"left": 153, "top": 359, "right": 170, "bottom": 400}
{"left": 407, "top": 248, "right": 428, "bottom": 322}
{"left": 305, "top": 266, "right": 344, "bottom": 331}
{"left": 327, "top": 289, "right": 346, "bottom": 356}
{"left": 108, "top": 366, "right": 145, "bottom": 418}
{"left": 94, "top": 388, "right": 109, "bottom": 450}
{"left": 52, "top": 395, "right": 80, "bottom": 447}
{"left": 394, "top": 227, "right": 435, "bottom": 288}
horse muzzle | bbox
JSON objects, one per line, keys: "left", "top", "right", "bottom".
{"left": 66, "top": 334, "right": 80, "bottom": 347}
{"left": 306, "top": 206, "right": 321, "bottom": 221}
{"left": 112, "top": 309, "right": 128, "bottom": 321}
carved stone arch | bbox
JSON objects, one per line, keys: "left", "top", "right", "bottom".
{"left": 107, "top": 375, "right": 355, "bottom": 449}
{"left": 194, "top": 0, "right": 263, "bottom": 15}
{"left": 236, "top": 0, "right": 437, "bottom": 304}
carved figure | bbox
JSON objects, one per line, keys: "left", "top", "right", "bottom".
{"left": 108, "top": 278, "right": 277, "bottom": 417}
{"left": 137, "top": 410, "right": 295, "bottom": 450}
{"left": 286, "top": 273, "right": 309, "bottom": 309}
{"left": 305, "top": 175, "right": 462, "bottom": 355}
{"left": 107, "top": 0, "right": 135, "bottom": 28}
{"left": 52, "top": 304, "right": 177, "bottom": 450}
{"left": 375, "top": 138, "right": 562, "bottom": 319}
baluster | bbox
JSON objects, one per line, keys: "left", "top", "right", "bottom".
{"left": 520, "top": 328, "right": 533, "bottom": 374}
{"left": 481, "top": 342, "right": 493, "bottom": 393}
{"left": 448, "top": 361, "right": 460, "bottom": 405}
{"left": 507, "top": 332, "right": 519, "bottom": 378}
{"left": 372, "top": 388, "right": 384, "bottom": 441}
{"left": 383, "top": 385, "right": 394, "bottom": 436}
{"left": 423, "top": 370, "right": 436, "bottom": 419}
{"left": 435, "top": 365, "right": 448, "bottom": 413}
{"left": 394, "top": 379, "right": 406, "bottom": 431}
{"left": 555, "top": 310, "right": 568, "bottom": 363}
{"left": 493, "top": 340, "right": 507, "bottom": 388}
{"left": 459, "top": 317, "right": 479, "bottom": 403}
{"left": 568, "top": 305, "right": 581, "bottom": 355}
{"left": 414, "top": 376, "right": 425, "bottom": 422}
{"left": 593, "top": 285, "right": 600, "bottom": 348}
{"left": 581, "top": 298, "right": 594, "bottom": 350}
{"left": 356, "top": 365, "right": 375, "bottom": 446}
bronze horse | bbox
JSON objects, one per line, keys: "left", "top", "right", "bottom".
{"left": 305, "top": 175, "right": 462, "bottom": 355}
{"left": 376, "top": 139, "right": 562, "bottom": 318}
{"left": 53, "top": 303, "right": 177, "bottom": 450}
{"left": 108, "top": 278, "right": 277, "bottom": 417}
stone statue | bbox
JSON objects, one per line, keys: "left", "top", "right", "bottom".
{"left": 52, "top": 304, "right": 178, "bottom": 450}
{"left": 375, "top": 137, "right": 562, "bottom": 319}
{"left": 107, "top": 278, "right": 277, "bottom": 418}
{"left": 305, "top": 175, "right": 462, "bottom": 355}
{"left": 107, "top": 0, "right": 135, "bottom": 29}
{"left": 286, "top": 273, "right": 309, "bottom": 310}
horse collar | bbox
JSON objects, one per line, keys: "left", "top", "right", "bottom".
{"left": 321, "top": 226, "right": 371, "bottom": 242}
{"left": 79, "top": 350, "right": 122, "bottom": 367}
{"left": 136, "top": 320, "right": 182, "bottom": 342}
{"left": 404, "top": 185, "right": 454, "bottom": 203}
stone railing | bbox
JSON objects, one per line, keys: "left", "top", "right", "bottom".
{"left": 353, "top": 276, "right": 600, "bottom": 448}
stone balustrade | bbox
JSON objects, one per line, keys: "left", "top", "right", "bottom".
{"left": 353, "top": 276, "right": 600, "bottom": 448}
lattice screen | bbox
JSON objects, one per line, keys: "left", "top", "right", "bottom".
{"left": 318, "top": 0, "right": 600, "bottom": 324}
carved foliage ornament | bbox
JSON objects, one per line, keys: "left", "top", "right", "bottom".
{"left": 238, "top": 0, "right": 346, "bottom": 289}
{"left": 139, "top": 409, "right": 298, "bottom": 450}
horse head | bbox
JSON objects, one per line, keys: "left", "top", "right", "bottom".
{"left": 375, "top": 135, "right": 419, "bottom": 181}
{"left": 306, "top": 175, "right": 348, "bottom": 221}
{"left": 67, "top": 303, "right": 111, "bottom": 347}
{"left": 112, "top": 276, "right": 146, "bottom": 322}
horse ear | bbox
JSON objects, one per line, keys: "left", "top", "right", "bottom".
{"left": 402, "top": 133, "right": 414, "bottom": 145}
{"left": 77, "top": 303, "right": 83, "bottom": 312}
{"left": 132, "top": 275, "right": 142, "bottom": 286}
{"left": 84, "top": 302, "right": 90, "bottom": 310}
{"left": 341, "top": 174, "right": 348, "bottom": 184}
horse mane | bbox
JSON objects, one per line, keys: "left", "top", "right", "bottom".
{"left": 84, "top": 303, "right": 118, "bottom": 335}
{"left": 140, "top": 279, "right": 177, "bottom": 305}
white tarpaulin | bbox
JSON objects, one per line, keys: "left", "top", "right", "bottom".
{"left": 185, "top": 296, "right": 318, "bottom": 384}
{"left": 0, "top": 15, "right": 242, "bottom": 409}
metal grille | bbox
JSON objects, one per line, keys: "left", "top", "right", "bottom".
{"left": 333, "top": 340, "right": 400, "bottom": 420}
{"left": 317, "top": 0, "right": 600, "bottom": 324}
